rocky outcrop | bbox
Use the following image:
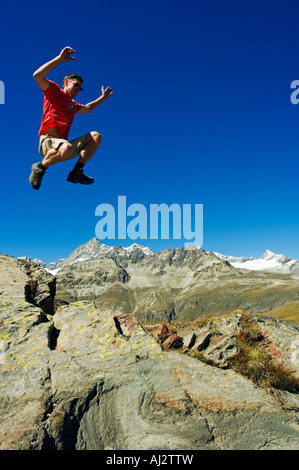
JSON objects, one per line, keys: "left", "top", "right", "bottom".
{"left": 166, "top": 313, "right": 299, "bottom": 375}
{"left": 1, "top": 253, "right": 299, "bottom": 450}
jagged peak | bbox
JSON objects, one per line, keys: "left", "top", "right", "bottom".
{"left": 124, "top": 243, "right": 154, "bottom": 256}
{"left": 262, "top": 249, "right": 276, "bottom": 259}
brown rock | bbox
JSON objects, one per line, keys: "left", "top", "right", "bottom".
{"left": 162, "top": 333, "right": 183, "bottom": 350}
{"left": 114, "top": 313, "right": 136, "bottom": 337}
{"left": 154, "top": 323, "right": 183, "bottom": 349}
{"left": 154, "top": 322, "right": 170, "bottom": 343}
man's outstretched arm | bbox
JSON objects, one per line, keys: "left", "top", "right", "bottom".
{"left": 77, "top": 86, "right": 113, "bottom": 114}
{"left": 33, "top": 47, "right": 75, "bottom": 91}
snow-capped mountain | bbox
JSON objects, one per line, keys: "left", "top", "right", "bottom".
{"left": 33, "top": 238, "right": 111, "bottom": 275}
{"left": 213, "top": 249, "right": 299, "bottom": 275}
{"left": 27, "top": 239, "right": 299, "bottom": 277}
{"left": 34, "top": 238, "right": 154, "bottom": 275}
{"left": 124, "top": 243, "right": 154, "bottom": 256}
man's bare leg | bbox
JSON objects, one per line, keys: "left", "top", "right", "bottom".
{"left": 41, "top": 142, "right": 74, "bottom": 168}
{"left": 29, "top": 142, "right": 73, "bottom": 189}
{"left": 29, "top": 131, "right": 102, "bottom": 189}
{"left": 78, "top": 131, "right": 102, "bottom": 164}
{"left": 67, "top": 131, "right": 102, "bottom": 185}
{"left": 41, "top": 131, "right": 102, "bottom": 168}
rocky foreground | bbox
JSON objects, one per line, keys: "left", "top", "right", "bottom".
{"left": 0, "top": 253, "right": 299, "bottom": 450}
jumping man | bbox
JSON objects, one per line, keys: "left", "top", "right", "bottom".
{"left": 29, "top": 46, "right": 113, "bottom": 189}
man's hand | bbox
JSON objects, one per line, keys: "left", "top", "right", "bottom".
{"left": 77, "top": 86, "right": 114, "bottom": 114}
{"left": 33, "top": 47, "right": 76, "bottom": 92}
{"left": 59, "top": 47, "right": 76, "bottom": 62}
{"left": 101, "top": 86, "right": 113, "bottom": 99}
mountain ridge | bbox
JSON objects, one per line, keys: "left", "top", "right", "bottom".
{"left": 30, "top": 237, "right": 299, "bottom": 277}
{"left": 33, "top": 238, "right": 155, "bottom": 275}
{"left": 27, "top": 238, "right": 299, "bottom": 325}
{"left": 213, "top": 249, "right": 299, "bottom": 275}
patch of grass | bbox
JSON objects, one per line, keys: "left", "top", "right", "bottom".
{"left": 145, "top": 311, "right": 299, "bottom": 393}
{"left": 230, "top": 313, "right": 299, "bottom": 393}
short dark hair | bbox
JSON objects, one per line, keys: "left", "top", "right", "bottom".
{"left": 63, "top": 74, "right": 84, "bottom": 88}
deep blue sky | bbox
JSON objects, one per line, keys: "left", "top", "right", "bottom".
{"left": 1, "top": 0, "right": 299, "bottom": 262}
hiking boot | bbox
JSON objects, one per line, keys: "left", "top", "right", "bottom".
{"left": 29, "top": 163, "right": 46, "bottom": 190}
{"left": 66, "top": 167, "right": 94, "bottom": 185}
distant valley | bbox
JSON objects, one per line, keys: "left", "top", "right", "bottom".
{"left": 29, "top": 238, "right": 299, "bottom": 325}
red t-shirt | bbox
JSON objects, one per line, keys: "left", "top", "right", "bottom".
{"left": 38, "top": 80, "right": 83, "bottom": 140}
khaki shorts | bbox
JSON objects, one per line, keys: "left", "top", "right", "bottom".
{"left": 38, "top": 133, "right": 89, "bottom": 160}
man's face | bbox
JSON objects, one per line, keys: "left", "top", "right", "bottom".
{"left": 64, "top": 79, "right": 83, "bottom": 98}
